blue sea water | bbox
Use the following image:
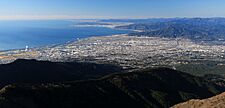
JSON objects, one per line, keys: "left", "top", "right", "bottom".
{"left": 0, "top": 20, "right": 131, "bottom": 50}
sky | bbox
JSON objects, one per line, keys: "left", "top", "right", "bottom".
{"left": 0, "top": 0, "right": 225, "bottom": 19}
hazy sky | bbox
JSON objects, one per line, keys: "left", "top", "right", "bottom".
{"left": 0, "top": 0, "right": 225, "bottom": 19}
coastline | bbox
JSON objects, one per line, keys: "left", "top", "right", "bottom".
{"left": 0, "top": 20, "right": 132, "bottom": 51}
{"left": 0, "top": 21, "right": 145, "bottom": 65}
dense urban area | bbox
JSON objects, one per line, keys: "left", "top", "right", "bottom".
{"left": 1, "top": 34, "right": 225, "bottom": 71}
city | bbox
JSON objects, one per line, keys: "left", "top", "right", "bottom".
{"left": 1, "top": 34, "right": 225, "bottom": 71}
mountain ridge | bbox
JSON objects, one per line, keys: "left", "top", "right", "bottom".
{"left": 0, "top": 59, "right": 123, "bottom": 87}
{"left": 0, "top": 67, "right": 223, "bottom": 108}
{"left": 172, "top": 92, "right": 225, "bottom": 108}
{"left": 116, "top": 18, "right": 225, "bottom": 41}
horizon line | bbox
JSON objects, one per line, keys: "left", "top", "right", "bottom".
{"left": 0, "top": 15, "right": 225, "bottom": 20}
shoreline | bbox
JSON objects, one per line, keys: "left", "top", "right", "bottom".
{"left": 0, "top": 20, "right": 133, "bottom": 52}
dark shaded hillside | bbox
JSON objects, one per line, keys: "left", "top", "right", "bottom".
{"left": 0, "top": 68, "right": 223, "bottom": 108}
{"left": 0, "top": 59, "right": 123, "bottom": 87}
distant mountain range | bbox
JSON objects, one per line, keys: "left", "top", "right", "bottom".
{"left": 0, "top": 60, "right": 224, "bottom": 108}
{"left": 115, "top": 18, "right": 225, "bottom": 41}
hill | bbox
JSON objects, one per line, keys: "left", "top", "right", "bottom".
{"left": 116, "top": 18, "right": 225, "bottom": 41}
{"left": 0, "top": 59, "right": 123, "bottom": 87}
{"left": 0, "top": 68, "right": 223, "bottom": 108}
{"left": 172, "top": 92, "right": 225, "bottom": 108}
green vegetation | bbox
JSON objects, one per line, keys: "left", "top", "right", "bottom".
{"left": 175, "top": 61, "right": 225, "bottom": 76}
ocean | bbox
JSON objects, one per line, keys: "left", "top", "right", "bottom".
{"left": 0, "top": 20, "right": 131, "bottom": 50}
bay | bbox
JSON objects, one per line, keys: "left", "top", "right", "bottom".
{"left": 0, "top": 20, "right": 131, "bottom": 50}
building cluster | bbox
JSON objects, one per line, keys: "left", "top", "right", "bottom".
{"left": 1, "top": 35, "right": 225, "bottom": 69}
